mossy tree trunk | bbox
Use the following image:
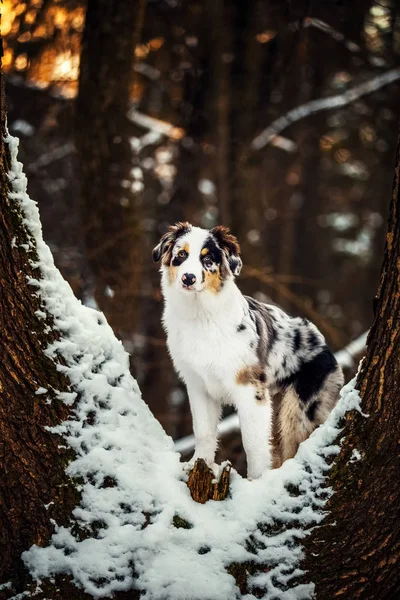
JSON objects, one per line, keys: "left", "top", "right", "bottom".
{"left": 302, "top": 133, "right": 400, "bottom": 599}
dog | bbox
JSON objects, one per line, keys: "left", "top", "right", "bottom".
{"left": 153, "top": 222, "right": 344, "bottom": 479}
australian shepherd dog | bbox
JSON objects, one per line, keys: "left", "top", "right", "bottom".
{"left": 153, "top": 222, "right": 344, "bottom": 479}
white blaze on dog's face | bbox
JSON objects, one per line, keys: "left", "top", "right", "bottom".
{"left": 152, "top": 222, "right": 242, "bottom": 294}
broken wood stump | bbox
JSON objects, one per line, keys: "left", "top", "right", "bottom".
{"left": 186, "top": 459, "right": 231, "bottom": 504}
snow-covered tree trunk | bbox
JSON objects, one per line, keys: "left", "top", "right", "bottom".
{"left": 301, "top": 133, "right": 400, "bottom": 600}
{"left": 0, "top": 44, "right": 79, "bottom": 592}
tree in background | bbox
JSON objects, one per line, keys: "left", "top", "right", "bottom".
{"left": 75, "top": 0, "right": 146, "bottom": 338}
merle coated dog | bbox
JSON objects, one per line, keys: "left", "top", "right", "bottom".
{"left": 153, "top": 222, "right": 344, "bottom": 479}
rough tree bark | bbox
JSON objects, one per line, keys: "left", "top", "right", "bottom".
{"left": 302, "top": 132, "right": 400, "bottom": 599}
{"left": 75, "top": 0, "right": 146, "bottom": 338}
{"left": 0, "top": 39, "right": 79, "bottom": 591}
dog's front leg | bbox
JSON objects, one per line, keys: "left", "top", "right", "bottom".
{"left": 235, "top": 387, "right": 272, "bottom": 479}
{"left": 186, "top": 380, "right": 221, "bottom": 472}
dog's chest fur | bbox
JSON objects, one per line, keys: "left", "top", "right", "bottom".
{"left": 163, "top": 287, "right": 255, "bottom": 401}
{"left": 162, "top": 279, "right": 327, "bottom": 404}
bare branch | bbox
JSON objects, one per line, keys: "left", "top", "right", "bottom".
{"left": 251, "top": 68, "right": 400, "bottom": 151}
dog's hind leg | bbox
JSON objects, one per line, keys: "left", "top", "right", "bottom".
{"left": 277, "top": 367, "right": 343, "bottom": 464}
{"left": 278, "top": 387, "right": 315, "bottom": 464}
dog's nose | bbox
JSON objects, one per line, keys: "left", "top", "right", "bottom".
{"left": 182, "top": 273, "right": 196, "bottom": 287}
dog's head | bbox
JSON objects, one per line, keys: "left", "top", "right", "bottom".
{"left": 153, "top": 222, "right": 242, "bottom": 294}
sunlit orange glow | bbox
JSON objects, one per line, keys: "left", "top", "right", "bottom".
{"left": 52, "top": 52, "right": 79, "bottom": 80}
{"left": 15, "top": 3, "right": 27, "bottom": 16}
{"left": 148, "top": 37, "right": 164, "bottom": 51}
{"left": 2, "top": 48, "right": 14, "bottom": 68}
{"left": 32, "top": 24, "right": 47, "bottom": 39}
{"left": 15, "top": 54, "right": 28, "bottom": 71}
{"left": 25, "top": 9, "right": 37, "bottom": 25}
{"left": 256, "top": 30, "right": 276, "bottom": 44}
{"left": 53, "top": 7, "right": 68, "bottom": 28}
{"left": 2, "top": 0, "right": 14, "bottom": 36}
{"left": 18, "top": 32, "right": 32, "bottom": 43}
{"left": 170, "top": 127, "right": 185, "bottom": 141}
{"left": 135, "top": 44, "right": 150, "bottom": 59}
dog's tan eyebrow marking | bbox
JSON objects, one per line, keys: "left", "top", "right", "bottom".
{"left": 201, "top": 247, "right": 209, "bottom": 256}
{"left": 181, "top": 242, "right": 190, "bottom": 254}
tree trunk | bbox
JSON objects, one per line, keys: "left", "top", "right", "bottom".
{"left": 75, "top": 0, "right": 146, "bottom": 339}
{"left": 302, "top": 132, "right": 400, "bottom": 599}
{"left": 0, "top": 40, "right": 78, "bottom": 591}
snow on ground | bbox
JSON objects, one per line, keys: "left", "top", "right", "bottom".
{"left": 7, "top": 132, "right": 364, "bottom": 599}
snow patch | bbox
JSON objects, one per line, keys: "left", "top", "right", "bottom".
{"left": 35, "top": 387, "right": 48, "bottom": 395}
{"left": 349, "top": 449, "right": 362, "bottom": 463}
{"left": 6, "top": 132, "right": 364, "bottom": 599}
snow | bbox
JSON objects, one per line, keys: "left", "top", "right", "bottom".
{"left": 349, "top": 449, "right": 362, "bottom": 463}
{"left": 7, "top": 131, "right": 366, "bottom": 599}
{"left": 198, "top": 179, "right": 216, "bottom": 195}
{"left": 34, "top": 387, "right": 48, "bottom": 395}
{"left": 11, "top": 119, "right": 35, "bottom": 137}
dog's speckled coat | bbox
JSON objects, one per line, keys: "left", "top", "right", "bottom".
{"left": 154, "top": 223, "right": 344, "bottom": 479}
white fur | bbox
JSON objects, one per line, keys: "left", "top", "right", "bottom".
{"left": 161, "top": 227, "right": 271, "bottom": 479}
{"left": 158, "top": 225, "right": 343, "bottom": 479}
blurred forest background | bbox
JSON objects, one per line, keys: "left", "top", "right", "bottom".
{"left": 2, "top": 0, "right": 399, "bottom": 471}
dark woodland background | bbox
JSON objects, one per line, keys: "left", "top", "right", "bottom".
{"left": 2, "top": 0, "right": 400, "bottom": 469}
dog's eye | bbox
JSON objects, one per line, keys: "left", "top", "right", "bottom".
{"left": 178, "top": 250, "right": 187, "bottom": 259}
{"left": 203, "top": 256, "right": 213, "bottom": 268}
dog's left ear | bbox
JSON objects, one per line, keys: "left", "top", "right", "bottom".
{"left": 153, "top": 222, "right": 192, "bottom": 263}
{"left": 211, "top": 225, "right": 242, "bottom": 276}
{"left": 152, "top": 231, "right": 171, "bottom": 263}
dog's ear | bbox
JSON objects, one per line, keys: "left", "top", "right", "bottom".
{"left": 211, "top": 225, "right": 242, "bottom": 276}
{"left": 152, "top": 222, "right": 192, "bottom": 264}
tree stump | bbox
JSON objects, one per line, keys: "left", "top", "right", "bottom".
{"left": 186, "top": 459, "right": 231, "bottom": 504}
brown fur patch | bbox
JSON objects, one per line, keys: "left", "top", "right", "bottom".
{"left": 272, "top": 388, "right": 315, "bottom": 467}
{"left": 182, "top": 242, "right": 190, "bottom": 255}
{"left": 210, "top": 225, "right": 241, "bottom": 256}
{"left": 168, "top": 265, "right": 178, "bottom": 284}
{"left": 271, "top": 393, "right": 284, "bottom": 468}
{"left": 204, "top": 268, "right": 222, "bottom": 293}
{"left": 154, "top": 221, "right": 191, "bottom": 266}
{"left": 236, "top": 365, "right": 268, "bottom": 403}
{"left": 201, "top": 247, "right": 209, "bottom": 256}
